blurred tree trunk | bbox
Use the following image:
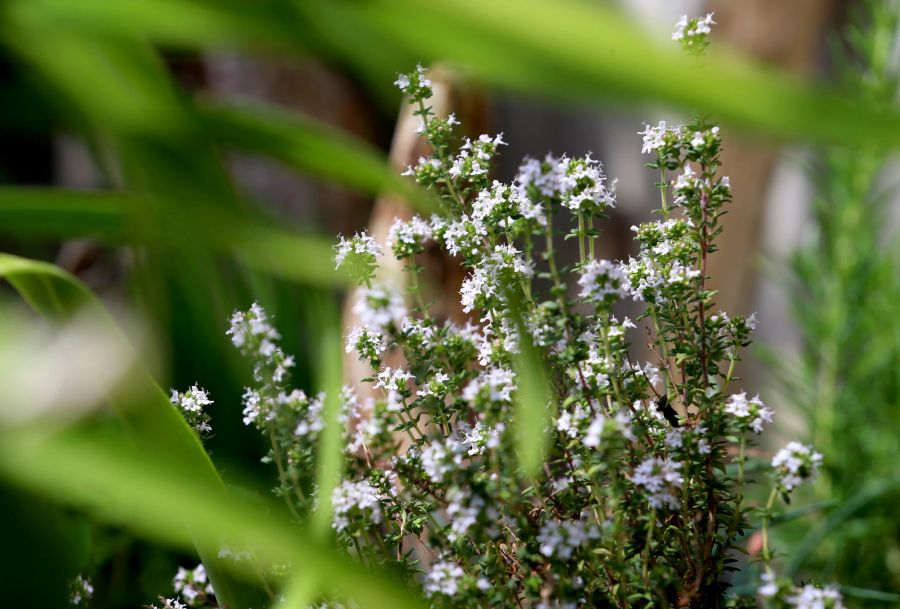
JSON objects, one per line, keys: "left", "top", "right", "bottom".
{"left": 343, "top": 68, "right": 487, "bottom": 395}
{"left": 704, "top": 0, "right": 842, "bottom": 315}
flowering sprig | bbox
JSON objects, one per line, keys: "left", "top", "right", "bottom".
{"left": 334, "top": 230, "right": 382, "bottom": 286}
{"left": 170, "top": 384, "right": 213, "bottom": 437}
{"left": 672, "top": 12, "right": 716, "bottom": 55}
{"left": 69, "top": 574, "right": 93, "bottom": 606}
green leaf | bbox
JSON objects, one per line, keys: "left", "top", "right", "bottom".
{"left": 198, "top": 102, "right": 436, "bottom": 213}
{"left": 0, "top": 254, "right": 255, "bottom": 607}
{"left": 342, "top": 0, "right": 900, "bottom": 147}
{"left": 0, "top": 189, "right": 344, "bottom": 286}
{"left": 0, "top": 423, "right": 426, "bottom": 609}
{"left": 511, "top": 293, "right": 554, "bottom": 478}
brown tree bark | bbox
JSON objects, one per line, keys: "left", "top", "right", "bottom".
{"left": 704, "top": 0, "right": 842, "bottom": 315}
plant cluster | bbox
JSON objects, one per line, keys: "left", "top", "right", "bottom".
{"left": 155, "top": 16, "right": 846, "bottom": 609}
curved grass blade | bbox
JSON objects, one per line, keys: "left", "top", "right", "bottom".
{"left": 0, "top": 423, "right": 425, "bottom": 609}
{"left": 0, "top": 254, "right": 254, "bottom": 607}
{"left": 198, "top": 102, "right": 436, "bottom": 214}
{"left": 787, "top": 476, "right": 900, "bottom": 576}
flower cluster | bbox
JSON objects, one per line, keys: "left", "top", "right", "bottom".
{"left": 672, "top": 12, "right": 716, "bottom": 54}
{"left": 334, "top": 230, "right": 382, "bottom": 286}
{"left": 168, "top": 17, "right": 841, "bottom": 608}
{"left": 759, "top": 572, "right": 846, "bottom": 609}
{"left": 169, "top": 384, "right": 213, "bottom": 436}
{"left": 724, "top": 392, "right": 774, "bottom": 434}
{"left": 772, "top": 442, "right": 823, "bottom": 492}
{"left": 173, "top": 564, "right": 215, "bottom": 607}
{"left": 69, "top": 574, "right": 93, "bottom": 606}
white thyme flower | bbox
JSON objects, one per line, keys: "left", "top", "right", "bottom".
{"left": 639, "top": 121, "right": 682, "bottom": 155}
{"left": 153, "top": 599, "right": 188, "bottom": 609}
{"left": 387, "top": 215, "right": 432, "bottom": 258}
{"left": 724, "top": 392, "right": 774, "bottom": 433}
{"left": 557, "top": 154, "right": 617, "bottom": 212}
{"left": 583, "top": 414, "right": 605, "bottom": 448}
{"left": 345, "top": 324, "right": 386, "bottom": 362}
{"left": 333, "top": 230, "right": 381, "bottom": 268}
{"left": 632, "top": 457, "right": 684, "bottom": 510}
{"left": 672, "top": 12, "right": 716, "bottom": 43}
{"left": 538, "top": 518, "right": 600, "bottom": 559}
{"left": 446, "top": 488, "right": 485, "bottom": 542}
{"left": 462, "top": 421, "right": 503, "bottom": 456}
{"left": 459, "top": 245, "right": 533, "bottom": 313}
{"left": 394, "top": 64, "right": 431, "bottom": 98}
{"left": 69, "top": 574, "right": 94, "bottom": 606}
{"left": 772, "top": 442, "right": 823, "bottom": 491}
{"left": 578, "top": 259, "right": 629, "bottom": 304}
{"left": 463, "top": 367, "right": 516, "bottom": 404}
{"left": 448, "top": 133, "right": 506, "bottom": 182}
{"left": 556, "top": 402, "right": 590, "bottom": 439}
{"left": 333, "top": 230, "right": 382, "bottom": 285}
{"left": 240, "top": 388, "right": 262, "bottom": 426}
{"left": 424, "top": 559, "right": 465, "bottom": 597}
{"left": 787, "top": 584, "right": 845, "bottom": 609}
{"left": 352, "top": 284, "right": 407, "bottom": 332}
{"left": 226, "top": 302, "right": 280, "bottom": 354}
{"left": 331, "top": 479, "right": 383, "bottom": 532}
{"left": 173, "top": 563, "right": 214, "bottom": 607}
{"left": 516, "top": 153, "right": 565, "bottom": 199}
{"left": 665, "top": 429, "right": 684, "bottom": 449}
{"left": 293, "top": 391, "right": 325, "bottom": 438}
{"left": 375, "top": 366, "right": 414, "bottom": 412}
{"left": 170, "top": 384, "right": 212, "bottom": 414}
{"left": 758, "top": 571, "right": 779, "bottom": 599}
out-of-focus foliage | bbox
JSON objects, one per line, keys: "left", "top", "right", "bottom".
{"left": 767, "top": 0, "right": 900, "bottom": 604}
{"left": 0, "top": 0, "right": 898, "bottom": 607}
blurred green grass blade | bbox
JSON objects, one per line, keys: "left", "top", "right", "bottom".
{"left": 1, "top": 21, "right": 187, "bottom": 136}
{"left": 0, "top": 188, "right": 129, "bottom": 240}
{"left": 345, "top": 0, "right": 900, "bottom": 147}
{"left": 3, "top": 0, "right": 299, "bottom": 50}
{"left": 0, "top": 424, "right": 425, "bottom": 609}
{"left": 198, "top": 102, "right": 435, "bottom": 213}
{"left": 787, "top": 476, "right": 900, "bottom": 576}
{"left": 510, "top": 293, "right": 553, "bottom": 478}
{"left": 0, "top": 254, "right": 95, "bottom": 320}
{"left": 768, "top": 499, "right": 839, "bottom": 527}
{"left": 12, "top": 0, "right": 900, "bottom": 147}
{"left": 514, "top": 341, "right": 553, "bottom": 478}
{"left": 305, "top": 294, "right": 345, "bottom": 538}
{"left": 0, "top": 188, "right": 344, "bottom": 286}
{"left": 0, "top": 254, "right": 254, "bottom": 607}
{"left": 838, "top": 585, "right": 900, "bottom": 603}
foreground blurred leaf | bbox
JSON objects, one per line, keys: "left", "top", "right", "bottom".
{"left": 510, "top": 292, "right": 554, "bottom": 478}
{"left": 340, "top": 0, "right": 900, "bottom": 147}
{"left": 0, "top": 189, "right": 343, "bottom": 286}
{"left": 513, "top": 340, "right": 554, "bottom": 478}
{"left": 8, "top": 0, "right": 900, "bottom": 147}
{"left": 0, "top": 254, "right": 255, "bottom": 607}
{"left": 0, "top": 424, "right": 425, "bottom": 609}
{"left": 787, "top": 476, "right": 900, "bottom": 576}
{"left": 198, "top": 102, "right": 435, "bottom": 213}
{"left": 303, "top": 295, "right": 345, "bottom": 538}
{"left": 0, "top": 253, "right": 95, "bottom": 319}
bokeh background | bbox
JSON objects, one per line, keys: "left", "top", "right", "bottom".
{"left": 1, "top": 0, "right": 899, "bottom": 606}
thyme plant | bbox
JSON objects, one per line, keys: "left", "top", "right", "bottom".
{"left": 156, "top": 15, "right": 843, "bottom": 609}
